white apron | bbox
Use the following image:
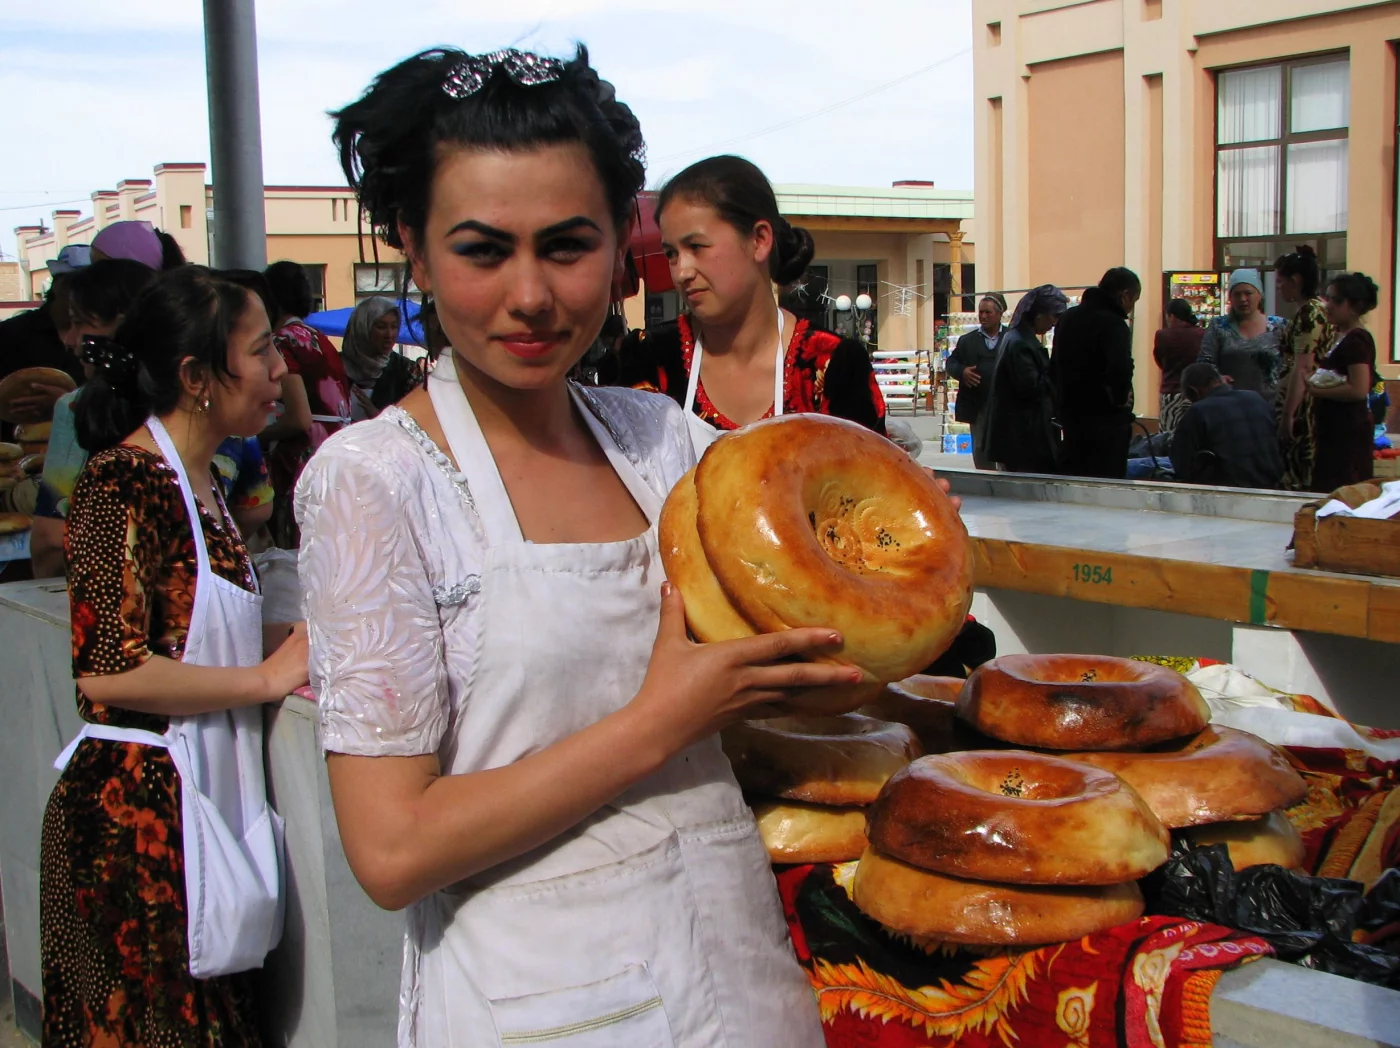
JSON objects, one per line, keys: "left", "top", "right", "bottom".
{"left": 55, "top": 416, "right": 285, "bottom": 978}
{"left": 683, "top": 307, "right": 786, "bottom": 457}
{"left": 403, "top": 357, "right": 822, "bottom": 1047}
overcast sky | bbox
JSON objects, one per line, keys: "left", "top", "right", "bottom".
{"left": 2, "top": 0, "right": 973, "bottom": 262}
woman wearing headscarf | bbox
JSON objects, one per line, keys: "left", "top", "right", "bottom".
{"left": 341, "top": 296, "right": 419, "bottom": 420}
{"left": 1198, "top": 269, "right": 1286, "bottom": 404}
{"left": 984, "top": 284, "right": 1068, "bottom": 473}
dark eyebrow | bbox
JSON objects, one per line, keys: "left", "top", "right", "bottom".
{"left": 445, "top": 219, "right": 514, "bottom": 242}
{"left": 444, "top": 215, "right": 603, "bottom": 242}
{"left": 536, "top": 215, "right": 602, "bottom": 239}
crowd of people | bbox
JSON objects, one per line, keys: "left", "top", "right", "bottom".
{"left": 945, "top": 250, "right": 1385, "bottom": 492}
{"left": 0, "top": 39, "right": 1391, "bottom": 1048}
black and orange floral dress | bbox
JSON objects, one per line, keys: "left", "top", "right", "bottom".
{"left": 615, "top": 314, "right": 887, "bottom": 435}
{"left": 40, "top": 445, "right": 264, "bottom": 1048}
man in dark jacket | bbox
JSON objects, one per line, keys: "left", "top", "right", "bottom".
{"left": 1171, "top": 363, "right": 1283, "bottom": 488}
{"left": 945, "top": 293, "right": 1006, "bottom": 469}
{"left": 1051, "top": 267, "right": 1141, "bottom": 478}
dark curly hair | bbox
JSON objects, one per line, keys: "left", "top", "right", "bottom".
{"left": 74, "top": 267, "right": 253, "bottom": 453}
{"left": 1275, "top": 244, "right": 1321, "bottom": 299}
{"left": 331, "top": 45, "right": 645, "bottom": 355}
{"left": 333, "top": 46, "right": 643, "bottom": 245}
{"left": 1327, "top": 271, "right": 1380, "bottom": 315}
{"left": 656, "top": 155, "right": 814, "bottom": 286}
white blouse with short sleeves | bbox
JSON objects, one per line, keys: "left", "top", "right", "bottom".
{"left": 294, "top": 383, "right": 696, "bottom": 758}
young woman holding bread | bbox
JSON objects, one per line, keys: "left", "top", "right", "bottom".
{"left": 298, "top": 47, "right": 856, "bottom": 1045}
{"left": 616, "top": 154, "right": 886, "bottom": 456}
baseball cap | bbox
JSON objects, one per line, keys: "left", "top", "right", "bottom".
{"left": 47, "top": 244, "right": 92, "bottom": 276}
{"left": 91, "top": 220, "right": 163, "bottom": 270}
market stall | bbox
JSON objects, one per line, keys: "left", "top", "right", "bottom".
{"left": 3, "top": 422, "right": 1399, "bottom": 1046}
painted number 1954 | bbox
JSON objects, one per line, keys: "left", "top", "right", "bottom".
{"left": 1073, "top": 563, "right": 1113, "bottom": 585}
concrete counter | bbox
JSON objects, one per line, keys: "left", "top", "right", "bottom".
{"left": 942, "top": 470, "right": 1400, "bottom": 728}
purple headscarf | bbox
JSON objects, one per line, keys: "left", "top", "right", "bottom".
{"left": 1009, "top": 284, "right": 1069, "bottom": 332}
{"left": 91, "top": 221, "right": 164, "bottom": 271}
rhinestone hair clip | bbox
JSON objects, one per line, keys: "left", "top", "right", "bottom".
{"left": 81, "top": 334, "right": 139, "bottom": 389}
{"left": 442, "top": 49, "right": 566, "bottom": 100}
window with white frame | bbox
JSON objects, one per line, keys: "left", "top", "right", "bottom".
{"left": 1215, "top": 55, "right": 1349, "bottom": 314}
{"left": 353, "top": 262, "right": 419, "bottom": 304}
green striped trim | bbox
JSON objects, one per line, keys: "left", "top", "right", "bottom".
{"left": 499, "top": 997, "right": 664, "bottom": 1044}
{"left": 1249, "top": 569, "right": 1269, "bottom": 625}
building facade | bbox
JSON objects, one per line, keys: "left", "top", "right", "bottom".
{"left": 10, "top": 164, "right": 974, "bottom": 352}
{"left": 973, "top": 0, "right": 1400, "bottom": 408}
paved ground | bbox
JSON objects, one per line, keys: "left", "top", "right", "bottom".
{"left": 0, "top": 907, "right": 32, "bottom": 1048}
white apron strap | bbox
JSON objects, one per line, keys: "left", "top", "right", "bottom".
{"left": 571, "top": 387, "right": 666, "bottom": 526}
{"left": 771, "top": 305, "right": 786, "bottom": 419}
{"left": 54, "top": 723, "right": 170, "bottom": 771}
{"left": 427, "top": 354, "right": 523, "bottom": 545}
{"left": 684, "top": 305, "right": 787, "bottom": 420}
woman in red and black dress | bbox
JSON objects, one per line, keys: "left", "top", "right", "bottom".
{"left": 1309, "top": 272, "right": 1380, "bottom": 492}
{"left": 259, "top": 260, "right": 353, "bottom": 547}
{"left": 615, "top": 155, "right": 885, "bottom": 455}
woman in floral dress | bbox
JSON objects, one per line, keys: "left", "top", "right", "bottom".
{"left": 41, "top": 267, "right": 308, "bottom": 1047}
{"left": 1273, "top": 246, "right": 1333, "bottom": 490}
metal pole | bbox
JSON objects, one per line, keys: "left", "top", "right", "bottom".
{"left": 202, "top": 0, "right": 267, "bottom": 270}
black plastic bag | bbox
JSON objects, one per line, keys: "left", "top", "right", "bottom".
{"left": 1144, "top": 843, "right": 1400, "bottom": 987}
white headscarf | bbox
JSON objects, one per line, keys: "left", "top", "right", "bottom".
{"left": 341, "top": 296, "right": 400, "bottom": 388}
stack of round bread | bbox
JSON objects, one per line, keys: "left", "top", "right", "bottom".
{"left": 661, "top": 414, "right": 974, "bottom": 714}
{"left": 955, "top": 654, "right": 1309, "bottom": 872}
{"left": 0, "top": 414, "right": 56, "bottom": 521}
{"left": 724, "top": 714, "right": 921, "bottom": 864}
{"left": 0, "top": 438, "right": 34, "bottom": 527}
{"left": 853, "top": 750, "right": 1170, "bottom": 945}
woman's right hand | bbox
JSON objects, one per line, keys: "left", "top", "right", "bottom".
{"left": 629, "top": 583, "right": 861, "bottom": 751}
{"left": 258, "top": 621, "right": 310, "bottom": 700}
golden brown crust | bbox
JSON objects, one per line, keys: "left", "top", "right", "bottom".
{"left": 956, "top": 654, "right": 1209, "bottom": 750}
{"left": 0, "top": 370, "right": 75, "bottom": 424}
{"left": 14, "top": 420, "right": 52, "bottom": 443}
{"left": 852, "top": 847, "right": 1144, "bottom": 945}
{"left": 858, "top": 678, "right": 996, "bottom": 754}
{"left": 669, "top": 414, "right": 973, "bottom": 686}
{"left": 890, "top": 674, "right": 964, "bottom": 704}
{"left": 751, "top": 800, "right": 869, "bottom": 864}
{"left": 723, "top": 713, "right": 922, "bottom": 806}
{"left": 659, "top": 467, "right": 756, "bottom": 644}
{"left": 1185, "top": 810, "right": 1305, "bottom": 871}
{"left": 866, "top": 751, "right": 1169, "bottom": 885}
{"left": 1065, "top": 726, "right": 1306, "bottom": 828}
{"left": 0, "top": 512, "right": 33, "bottom": 535}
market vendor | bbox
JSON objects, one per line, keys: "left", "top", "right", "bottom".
{"left": 299, "top": 47, "right": 858, "bottom": 1045}
{"left": 614, "top": 154, "right": 886, "bottom": 456}
{"left": 41, "top": 266, "right": 309, "bottom": 1044}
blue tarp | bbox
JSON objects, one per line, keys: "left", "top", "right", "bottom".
{"left": 305, "top": 299, "right": 425, "bottom": 346}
